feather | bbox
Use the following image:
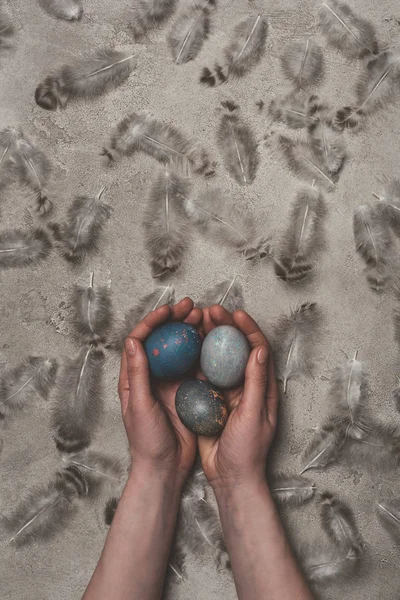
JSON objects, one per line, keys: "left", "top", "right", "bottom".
{"left": 278, "top": 135, "right": 337, "bottom": 190}
{"left": 319, "top": 0, "right": 378, "bottom": 59}
{"left": 102, "top": 111, "right": 213, "bottom": 176}
{"left": 200, "top": 13, "right": 267, "bottom": 86}
{"left": 108, "top": 285, "right": 175, "bottom": 351}
{"left": 0, "top": 127, "right": 20, "bottom": 185}
{"left": 0, "top": 11, "right": 14, "bottom": 46}
{"left": 184, "top": 188, "right": 270, "bottom": 259}
{"left": 393, "top": 380, "right": 400, "bottom": 413}
{"left": 343, "top": 422, "right": 400, "bottom": 472}
{"left": 104, "top": 497, "right": 119, "bottom": 526}
{"left": 2, "top": 471, "right": 82, "bottom": 546}
{"left": 35, "top": 49, "right": 135, "bottom": 111}
{"left": 63, "top": 450, "right": 126, "bottom": 499}
{"left": 319, "top": 493, "right": 362, "bottom": 551}
{"left": 176, "top": 481, "right": 229, "bottom": 569}
{"left": 217, "top": 101, "right": 258, "bottom": 185}
{"left": 38, "top": 0, "right": 82, "bottom": 20}
{"left": 269, "top": 91, "right": 326, "bottom": 129}
{"left": 326, "top": 352, "right": 368, "bottom": 439}
{"left": 280, "top": 39, "right": 325, "bottom": 89}
{"left": 197, "top": 276, "right": 244, "bottom": 312}
{"left": 335, "top": 53, "right": 400, "bottom": 131}
{"left": 373, "top": 178, "right": 400, "bottom": 232}
{"left": 167, "top": 544, "right": 186, "bottom": 583}
{"left": 51, "top": 346, "right": 105, "bottom": 453}
{"left": 130, "top": 0, "right": 177, "bottom": 38}
{"left": 168, "top": 0, "right": 216, "bottom": 64}
{"left": 308, "top": 120, "right": 347, "bottom": 176}
{"left": 71, "top": 272, "right": 113, "bottom": 345}
{"left": 14, "top": 136, "right": 52, "bottom": 214}
{"left": 270, "top": 473, "right": 315, "bottom": 506}
{"left": 142, "top": 169, "right": 191, "bottom": 278}
{"left": 0, "top": 227, "right": 52, "bottom": 269}
{"left": 49, "top": 187, "right": 112, "bottom": 264}
{"left": 301, "top": 541, "right": 359, "bottom": 582}
{"left": 353, "top": 204, "right": 394, "bottom": 292}
{"left": 274, "top": 301, "right": 322, "bottom": 394}
{"left": 274, "top": 185, "right": 327, "bottom": 283}
{"left": 300, "top": 417, "right": 346, "bottom": 474}
{"left": 376, "top": 499, "right": 400, "bottom": 543}
{"left": 0, "top": 357, "right": 57, "bottom": 418}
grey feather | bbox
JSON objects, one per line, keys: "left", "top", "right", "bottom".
{"left": 0, "top": 357, "right": 58, "bottom": 418}
{"left": 49, "top": 187, "right": 112, "bottom": 264}
{"left": 343, "top": 422, "right": 400, "bottom": 472}
{"left": 14, "top": 136, "right": 52, "bottom": 215}
{"left": 274, "top": 302, "right": 322, "bottom": 394}
{"left": 35, "top": 49, "right": 135, "bottom": 111}
{"left": 217, "top": 102, "right": 258, "bottom": 185}
{"left": 71, "top": 272, "right": 113, "bottom": 345}
{"left": 319, "top": 0, "right": 378, "bottom": 59}
{"left": 374, "top": 178, "right": 400, "bottom": 233}
{"left": 108, "top": 285, "right": 175, "bottom": 351}
{"left": 278, "top": 135, "right": 337, "bottom": 190}
{"left": 38, "top": 0, "right": 82, "bottom": 20}
{"left": 0, "top": 11, "right": 14, "bottom": 47}
{"left": 142, "top": 169, "right": 191, "bottom": 278}
{"left": 353, "top": 204, "right": 394, "bottom": 292}
{"left": 63, "top": 451, "right": 126, "bottom": 500}
{"left": 270, "top": 473, "right": 315, "bottom": 506}
{"left": 274, "top": 185, "right": 327, "bottom": 284}
{"left": 280, "top": 39, "right": 325, "bottom": 88}
{"left": 51, "top": 346, "right": 105, "bottom": 454}
{"left": 130, "top": 0, "right": 177, "bottom": 38}
{"left": 104, "top": 497, "right": 119, "bottom": 526}
{"left": 200, "top": 13, "right": 267, "bottom": 86}
{"left": 335, "top": 53, "right": 400, "bottom": 131}
{"left": 1, "top": 471, "right": 82, "bottom": 546}
{"left": 168, "top": 0, "right": 216, "bottom": 64}
{"left": 301, "top": 541, "right": 359, "bottom": 582}
{"left": 376, "top": 499, "right": 400, "bottom": 543}
{"left": 269, "top": 91, "right": 326, "bottom": 129}
{"left": 197, "top": 276, "right": 244, "bottom": 312}
{"left": 102, "top": 111, "right": 213, "bottom": 176}
{"left": 308, "top": 120, "right": 346, "bottom": 176}
{"left": 319, "top": 493, "right": 362, "bottom": 551}
{"left": 184, "top": 188, "right": 270, "bottom": 259}
{"left": 300, "top": 417, "right": 346, "bottom": 474}
{"left": 0, "top": 228, "right": 52, "bottom": 269}
{"left": 0, "top": 127, "right": 21, "bottom": 185}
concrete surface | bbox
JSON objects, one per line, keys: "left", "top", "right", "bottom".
{"left": 1, "top": 0, "right": 400, "bottom": 599}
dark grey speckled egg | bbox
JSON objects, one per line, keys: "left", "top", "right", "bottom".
{"left": 175, "top": 379, "right": 228, "bottom": 436}
{"left": 200, "top": 325, "right": 250, "bottom": 389}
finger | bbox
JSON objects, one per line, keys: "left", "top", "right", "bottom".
{"left": 266, "top": 350, "right": 279, "bottom": 428}
{"left": 239, "top": 345, "right": 269, "bottom": 417}
{"left": 232, "top": 310, "right": 268, "bottom": 351}
{"left": 170, "top": 297, "right": 194, "bottom": 321}
{"left": 209, "top": 304, "right": 235, "bottom": 327}
{"left": 123, "top": 337, "right": 154, "bottom": 416}
{"left": 202, "top": 307, "right": 215, "bottom": 335}
{"left": 184, "top": 307, "right": 203, "bottom": 328}
{"left": 127, "top": 304, "right": 171, "bottom": 342}
{"left": 198, "top": 435, "right": 218, "bottom": 467}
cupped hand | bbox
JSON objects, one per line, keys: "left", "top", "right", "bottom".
{"left": 118, "top": 297, "right": 202, "bottom": 480}
{"left": 198, "top": 305, "right": 278, "bottom": 490}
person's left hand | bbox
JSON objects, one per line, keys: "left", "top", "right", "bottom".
{"left": 118, "top": 297, "right": 202, "bottom": 481}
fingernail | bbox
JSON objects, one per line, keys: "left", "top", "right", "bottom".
{"left": 257, "top": 347, "right": 267, "bottom": 364}
{"left": 126, "top": 338, "right": 137, "bottom": 356}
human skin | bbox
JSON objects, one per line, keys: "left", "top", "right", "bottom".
{"left": 82, "top": 298, "right": 314, "bottom": 600}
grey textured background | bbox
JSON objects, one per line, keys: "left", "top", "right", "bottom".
{"left": 1, "top": 0, "right": 400, "bottom": 599}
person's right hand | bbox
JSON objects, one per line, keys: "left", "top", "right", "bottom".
{"left": 198, "top": 305, "right": 278, "bottom": 490}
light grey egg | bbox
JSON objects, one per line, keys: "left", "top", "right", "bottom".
{"left": 200, "top": 325, "right": 250, "bottom": 389}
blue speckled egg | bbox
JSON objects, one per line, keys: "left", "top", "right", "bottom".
{"left": 200, "top": 325, "right": 250, "bottom": 388}
{"left": 175, "top": 379, "right": 228, "bottom": 436}
{"left": 145, "top": 322, "right": 202, "bottom": 379}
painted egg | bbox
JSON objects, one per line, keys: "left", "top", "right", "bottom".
{"left": 175, "top": 379, "right": 228, "bottom": 436}
{"left": 145, "top": 322, "right": 202, "bottom": 379}
{"left": 200, "top": 325, "right": 250, "bottom": 388}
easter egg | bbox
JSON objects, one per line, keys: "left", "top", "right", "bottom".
{"left": 175, "top": 379, "right": 228, "bottom": 436}
{"left": 145, "top": 322, "right": 202, "bottom": 379}
{"left": 200, "top": 325, "right": 250, "bottom": 388}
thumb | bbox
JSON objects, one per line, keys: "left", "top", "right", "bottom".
{"left": 124, "top": 337, "right": 154, "bottom": 415}
{"left": 239, "top": 346, "right": 268, "bottom": 415}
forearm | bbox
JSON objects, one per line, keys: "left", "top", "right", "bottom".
{"left": 82, "top": 466, "right": 184, "bottom": 600}
{"left": 215, "top": 479, "right": 314, "bottom": 600}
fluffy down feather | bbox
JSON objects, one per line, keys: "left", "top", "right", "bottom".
{"left": 280, "top": 39, "right": 325, "bottom": 88}
{"left": 270, "top": 473, "right": 315, "bottom": 506}
{"left": 14, "top": 136, "right": 52, "bottom": 214}
{"left": 38, "top": 0, "right": 83, "bottom": 20}
{"left": 130, "top": 0, "right": 177, "bottom": 38}
{"left": 0, "top": 228, "right": 52, "bottom": 269}
{"left": 269, "top": 92, "right": 325, "bottom": 129}
{"left": 278, "top": 135, "right": 337, "bottom": 190}
{"left": 0, "top": 127, "right": 20, "bottom": 186}
{"left": 319, "top": 492, "right": 362, "bottom": 551}
{"left": 71, "top": 273, "right": 113, "bottom": 345}
{"left": 308, "top": 120, "right": 346, "bottom": 176}
{"left": 300, "top": 541, "right": 359, "bottom": 582}
{"left": 376, "top": 499, "right": 400, "bottom": 543}
{"left": 374, "top": 178, "right": 400, "bottom": 232}
{"left": 0, "top": 11, "right": 14, "bottom": 47}
{"left": 300, "top": 416, "right": 346, "bottom": 474}
{"left": 197, "top": 277, "right": 245, "bottom": 312}
{"left": 168, "top": 0, "right": 216, "bottom": 64}
{"left": 343, "top": 422, "right": 400, "bottom": 472}
{"left": 63, "top": 451, "right": 126, "bottom": 500}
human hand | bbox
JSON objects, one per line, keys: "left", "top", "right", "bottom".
{"left": 198, "top": 305, "right": 278, "bottom": 490}
{"left": 118, "top": 297, "right": 202, "bottom": 481}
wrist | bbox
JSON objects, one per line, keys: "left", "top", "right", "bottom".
{"left": 128, "top": 460, "right": 187, "bottom": 493}
{"left": 213, "top": 474, "right": 270, "bottom": 505}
